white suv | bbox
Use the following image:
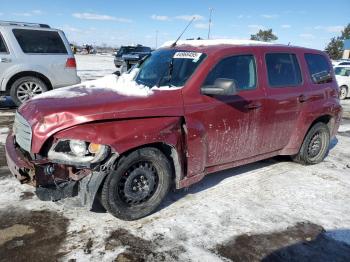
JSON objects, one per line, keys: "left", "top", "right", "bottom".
{"left": 0, "top": 21, "right": 80, "bottom": 105}
{"left": 334, "top": 66, "right": 350, "bottom": 99}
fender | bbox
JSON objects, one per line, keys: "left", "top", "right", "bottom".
{"left": 53, "top": 117, "right": 186, "bottom": 187}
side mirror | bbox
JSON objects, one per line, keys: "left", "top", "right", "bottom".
{"left": 201, "top": 78, "right": 237, "bottom": 96}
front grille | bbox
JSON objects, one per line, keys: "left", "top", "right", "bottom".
{"left": 14, "top": 112, "right": 32, "bottom": 152}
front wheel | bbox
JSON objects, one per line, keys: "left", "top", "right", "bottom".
{"left": 10, "top": 76, "right": 48, "bottom": 106}
{"left": 339, "top": 86, "right": 348, "bottom": 100}
{"left": 292, "top": 122, "right": 330, "bottom": 165}
{"left": 101, "top": 147, "right": 172, "bottom": 220}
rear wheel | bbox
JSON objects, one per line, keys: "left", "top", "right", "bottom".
{"left": 101, "top": 147, "right": 171, "bottom": 220}
{"left": 292, "top": 122, "right": 330, "bottom": 165}
{"left": 10, "top": 76, "right": 48, "bottom": 106}
{"left": 339, "top": 86, "right": 348, "bottom": 100}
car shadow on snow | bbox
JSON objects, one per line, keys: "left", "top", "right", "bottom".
{"left": 161, "top": 137, "right": 339, "bottom": 211}
{"left": 161, "top": 156, "right": 286, "bottom": 209}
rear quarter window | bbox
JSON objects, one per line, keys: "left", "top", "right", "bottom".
{"left": 0, "top": 33, "right": 8, "bottom": 53}
{"left": 304, "top": 53, "right": 332, "bottom": 84}
{"left": 13, "top": 29, "right": 68, "bottom": 54}
{"left": 266, "top": 53, "right": 302, "bottom": 87}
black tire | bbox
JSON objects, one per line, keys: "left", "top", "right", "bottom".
{"left": 339, "top": 86, "right": 348, "bottom": 100}
{"left": 10, "top": 76, "right": 48, "bottom": 106}
{"left": 101, "top": 147, "right": 172, "bottom": 220}
{"left": 292, "top": 122, "right": 330, "bottom": 165}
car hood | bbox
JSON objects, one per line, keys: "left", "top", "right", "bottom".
{"left": 19, "top": 83, "right": 184, "bottom": 153}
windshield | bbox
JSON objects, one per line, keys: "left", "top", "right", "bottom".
{"left": 135, "top": 49, "right": 206, "bottom": 87}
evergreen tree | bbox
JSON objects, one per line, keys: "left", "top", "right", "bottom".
{"left": 250, "top": 29, "right": 278, "bottom": 42}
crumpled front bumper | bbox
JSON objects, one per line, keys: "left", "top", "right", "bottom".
{"left": 5, "top": 133, "right": 35, "bottom": 184}
{"left": 5, "top": 133, "right": 110, "bottom": 209}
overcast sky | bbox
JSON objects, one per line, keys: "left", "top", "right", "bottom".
{"left": 1, "top": 0, "right": 349, "bottom": 49}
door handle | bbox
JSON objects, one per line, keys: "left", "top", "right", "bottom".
{"left": 245, "top": 102, "right": 262, "bottom": 110}
{"left": 0, "top": 58, "right": 11, "bottom": 63}
{"left": 298, "top": 95, "right": 308, "bottom": 103}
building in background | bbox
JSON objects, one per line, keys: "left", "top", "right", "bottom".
{"left": 343, "top": 39, "right": 350, "bottom": 59}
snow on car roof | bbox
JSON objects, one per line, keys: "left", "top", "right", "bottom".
{"left": 160, "top": 39, "right": 274, "bottom": 48}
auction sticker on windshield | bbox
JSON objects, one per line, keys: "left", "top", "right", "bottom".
{"left": 173, "top": 52, "right": 202, "bottom": 62}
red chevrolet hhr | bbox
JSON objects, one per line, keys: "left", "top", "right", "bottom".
{"left": 6, "top": 40, "right": 342, "bottom": 220}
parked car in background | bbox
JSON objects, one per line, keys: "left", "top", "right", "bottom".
{"left": 114, "top": 45, "right": 151, "bottom": 75}
{"left": 6, "top": 40, "right": 342, "bottom": 220}
{"left": 0, "top": 21, "right": 80, "bottom": 105}
{"left": 332, "top": 59, "right": 350, "bottom": 67}
{"left": 334, "top": 66, "right": 350, "bottom": 99}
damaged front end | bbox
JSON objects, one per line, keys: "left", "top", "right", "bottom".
{"left": 5, "top": 127, "right": 117, "bottom": 209}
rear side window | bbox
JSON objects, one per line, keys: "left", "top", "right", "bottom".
{"left": 204, "top": 55, "right": 257, "bottom": 90}
{"left": 304, "top": 53, "right": 332, "bottom": 84}
{"left": 13, "top": 29, "right": 67, "bottom": 54}
{"left": 0, "top": 34, "right": 7, "bottom": 53}
{"left": 266, "top": 53, "right": 302, "bottom": 87}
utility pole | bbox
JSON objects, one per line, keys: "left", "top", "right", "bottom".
{"left": 208, "top": 8, "right": 213, "bottom": 39}
{"left": 155, "top": 30, "right": 158, "bottom": 49}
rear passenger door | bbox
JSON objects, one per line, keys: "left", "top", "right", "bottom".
{"left": 261, "top": 52, "right": 305, "bottom": 152}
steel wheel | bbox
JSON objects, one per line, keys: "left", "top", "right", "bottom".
{"left": 16, "top": 81, "right": 45, "bottom": 103}
{"left": 101, "top": 147, "right": 172, "bottom": 220}
{"left": 117, "top": 161, "right": 159, "bottom": 206}
{"left": 292, "top": 122, "right": 330, "bottom": 165}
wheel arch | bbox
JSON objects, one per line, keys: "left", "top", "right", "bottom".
{"left": 6, "top": 71, "right": 53, "bottom": 93}
{"left": 281, "top": 113, "right": 334, "bottom": 155}
{"left": 90, "top": 142, "right": 184, "bottom": 212}
{"left": 111, "top": 142, "right": 184, "bottom": 189}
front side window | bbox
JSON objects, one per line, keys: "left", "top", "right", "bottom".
{"left": 13, "top": 29, "right": 67, "bottom": 54}
{"left": 0, "top": 33, "right": 7, "bottom": 53}
{"left": 135, "top": 49, "right": 206, "bottom": 87}
{"left": 304, "top": 53, "right": 332, "bottom": 84}
{"left": 266, "top": 53, "right": 302, "bottom": 87}
{"left": 203, "top": 55, "right": 257, "bottom": 90}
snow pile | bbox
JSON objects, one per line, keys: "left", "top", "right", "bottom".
{"left": 32, "top": 69, "right": 153, "bottom": 100}
{"left": 161, "top": 39, "right": 274, "bottom": 48}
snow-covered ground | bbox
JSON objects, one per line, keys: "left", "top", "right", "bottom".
{"left": 76, "top": 54, "right": 116, "bottom": 82}
{"left": 0, "top": 55, "right": 350, "bottom": 261}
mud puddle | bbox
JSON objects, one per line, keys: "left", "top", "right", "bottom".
{"left": 105, "top": 229, "right": 185, "bottom": 261}
{"left": 0, "top": 209, "right": 69, "bottom": 262}
{"left": 216, "top": 222, "right": 350, "bottom": 261}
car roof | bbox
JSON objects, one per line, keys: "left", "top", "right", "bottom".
{"left": 0, "top": 21, "right": 60, "bottom": 32}
{"left": 160, "top": 39, "right": 323, "bottom": 55}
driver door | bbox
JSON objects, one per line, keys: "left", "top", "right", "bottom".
{"left": 184, "top": 53, "right": 267, "bottom": 176}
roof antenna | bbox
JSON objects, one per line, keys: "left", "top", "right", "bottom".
{"left": 171, "top": 17, "right": 196, "bottom": 48}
